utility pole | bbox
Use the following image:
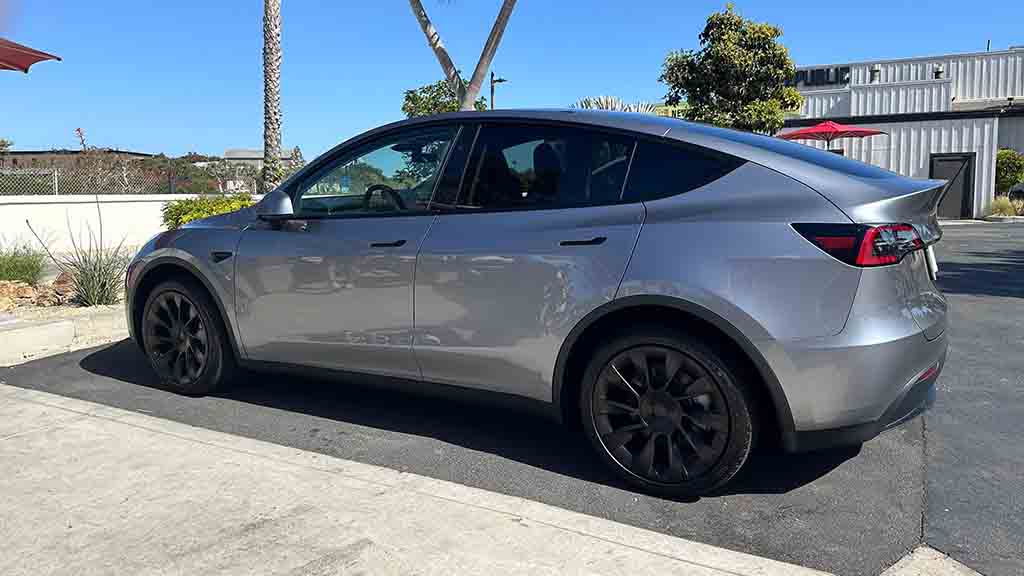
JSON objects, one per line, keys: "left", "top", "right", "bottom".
{"left": 490, "top": 71, "right": 507, "bottom": 110}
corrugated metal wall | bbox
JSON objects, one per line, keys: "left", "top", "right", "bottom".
{"left": 799, "top": 89, "right": 850, "bottom": 118}
{"left": 997, "top": 116, "right": 1024, "bottom": 151}
{"left": 850, "top": 79, "right": 951, "bottom": 115}
{"left": 784, "top": 117, "right": 999, "bottom": 217}
{"left": 844, "top": 49, "right": 1024, "bottom": 101}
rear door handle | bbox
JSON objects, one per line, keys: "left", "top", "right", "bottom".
{"left": 370, "top": 239, "right": 407, "bottom": 248}
{"left": 560, "top": 236, "right": 606, "bottom": 247}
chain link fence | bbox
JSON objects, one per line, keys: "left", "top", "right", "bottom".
{"left": 0, "top": 160, "right": 258, "bottom": 196}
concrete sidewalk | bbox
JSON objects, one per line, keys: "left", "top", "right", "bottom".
{"left": 0, "top": 383, "right": 828, "bottom": 576}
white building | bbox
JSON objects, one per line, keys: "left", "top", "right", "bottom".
{"left": 781, "top": 47, "right": 1024, "bottom": 218}
{"left": 223, "top": 148, "right": 295, "bottom": 170}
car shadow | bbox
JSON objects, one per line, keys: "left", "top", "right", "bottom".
{"left": 935, "top": 248, "right": 1024, "bottom": 299}
{"left": 81, "top": 340, "right": 858, "bottom": 501}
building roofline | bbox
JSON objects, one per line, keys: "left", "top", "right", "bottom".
{"left": 782, "top": 105, "right": 1024, "bottom": 128}
{"left": 796, "top": 46, "right": 1024, "bottom": 71}
{"left": 4, "top": 148, "right": 156, "bottom": 157}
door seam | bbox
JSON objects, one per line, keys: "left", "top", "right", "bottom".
{"left": 612, "top": 203, "right": 647, "bottom": 300}
{"left": 410, "top": 214, "right": 440, "bottom": 381}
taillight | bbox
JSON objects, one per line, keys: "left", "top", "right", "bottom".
{"left": 792, "top": 223, "right": 924, "bottom": 267}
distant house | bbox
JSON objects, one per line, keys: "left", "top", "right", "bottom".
{"left": 223, "top": 148, "right": 294, "bottom": 170}
{"left": 0, "top": 148, "right": 154, "bottom": 170}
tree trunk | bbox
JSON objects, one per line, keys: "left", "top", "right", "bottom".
{"left": 461, "top": 0, "right": 517, "bottom": 111}
{"left": 407, "top": 0, "right": 466, "bottom": 104}
{"left": 261, "top": 0, "right": 283, "bottom": 193}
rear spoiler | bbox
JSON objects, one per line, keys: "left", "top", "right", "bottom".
{"left": 825, "top": 179, "right": 947, "bottom": 246}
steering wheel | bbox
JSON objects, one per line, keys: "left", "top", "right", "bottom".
{"left": 363, "top": 183, "right": 407, "bottom": 211}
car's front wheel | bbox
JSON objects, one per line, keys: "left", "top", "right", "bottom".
{"left": 579, "top": 327, "right": 756, "bottom": 497}
{"left": 142, "top": 278, "right": 234, "bottom": 395}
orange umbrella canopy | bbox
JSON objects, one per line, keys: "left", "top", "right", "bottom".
{"left": 0, "top": 37, "right": 60, "bottom": 73}
{"left": 779, "top": 120, "right": 886, "bottom": 147}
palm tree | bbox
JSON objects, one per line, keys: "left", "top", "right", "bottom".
{"left": 572, "top": 96, "right": 659, "bottom": 114}
{"left": 261, "top": 0, "right": 283, "bottom": 192}
{"left": 408, "top": 0, "right": 517, "bottom": 111}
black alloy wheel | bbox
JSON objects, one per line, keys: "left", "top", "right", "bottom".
{"left": 142, "top": 278, "right": 233, "bottom": 395}
{"left": 145, "top": 291, "right": 209, "bottom": 386}
{"left": 580, "top": 328, "right": 756, "bottom": 497}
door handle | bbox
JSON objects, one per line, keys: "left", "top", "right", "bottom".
{"left": 370, "top": 239, "right": 407, "bottom": 248}
{"left": 560, "top": 236, "right": 607, "bottom": 247}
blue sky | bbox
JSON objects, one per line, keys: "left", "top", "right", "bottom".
{"left": 3, "top": 0, "right": 1022, "bottom": 158}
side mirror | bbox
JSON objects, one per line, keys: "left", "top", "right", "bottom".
{"left": 255, "top": 189, "right": 295, "bottom": 222}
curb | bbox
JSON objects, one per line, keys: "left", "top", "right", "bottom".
{"left": 0, "top": 307, "right": 127, "bottom": 366}
{"left": 983, "top": 215, "right": 1024, "bottom": 222}
{"left": 881, "top": 546, "right": 982, "bottom": 575}
{"left": 0, "top": 384, "right": 833, "bottom": 576}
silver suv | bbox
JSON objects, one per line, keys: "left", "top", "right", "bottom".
{"left": 126, "top": 110, "right": 948, "bottom": 496}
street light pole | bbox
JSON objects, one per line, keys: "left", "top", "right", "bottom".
{"left": 490, "top": 70, "right": 507, "bottom": 110}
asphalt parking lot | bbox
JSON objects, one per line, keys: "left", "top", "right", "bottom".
{"left": 2, "top": 223, "right": 1021, "bottom": 576}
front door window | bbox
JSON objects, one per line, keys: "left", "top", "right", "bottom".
{"left": 295, "top": 126, "right": 457, "bottom": 216}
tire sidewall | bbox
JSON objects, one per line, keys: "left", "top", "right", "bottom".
{"left": 141, "top": 279, "right": 227, "bottom": 395}
{"left": 579, "top": 327, "right": 756, "bottom": 497}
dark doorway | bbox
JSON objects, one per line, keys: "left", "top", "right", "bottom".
{"left": 930, "top": 153, "right": 975, "bottom": 219}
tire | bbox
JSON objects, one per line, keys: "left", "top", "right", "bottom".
{"left": 141, "top": 278, "right": 235, "bottom": 395}
{"left": 579, "top": 326, "right": 757, "bottom": 497}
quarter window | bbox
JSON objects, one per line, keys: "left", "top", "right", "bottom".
{"left": 295, "top": 126, "right": 456, "bottom": 216}
{"left": 622, "top": 141, "right": 746, "bottom": 202}
{"left": 460, "top": 125, "right": 635, "bottom": 209}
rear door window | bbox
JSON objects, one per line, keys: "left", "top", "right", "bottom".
{"left": 458, "top": 124, "right": 635, "bottom": 209}
{"left": 622, "top": 140, "right": 746, "bottom": 202}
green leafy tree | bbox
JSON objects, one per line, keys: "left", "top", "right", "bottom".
{"left": 169, "top": 159, "right": 220, "bottom": 194}
{"left": 402, "top": 79, "right": 487, "bottom": 117}
{"left": 0, "top": 138, "right": 12, "bottom": 154}
{"left": 659, "top": 4, "right": 802, "bottom": 134}
{"left": 995, "top": 148, "right": 1024, "bottom": 195}
{"left": 282, "top": 146, "right": 306, "bottom": 179}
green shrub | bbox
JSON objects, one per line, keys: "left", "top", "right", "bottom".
{"left": 996, "top": 149, "right": 1024, "bottom": 195}
{"left": 161, "top": 193, "right": 254, "bottom": 229}
{"left": 989, "top": 195, "right": 1017, "bottom": 217}
{"left": 0, "top": 242, "right": 47, "bottom": 285}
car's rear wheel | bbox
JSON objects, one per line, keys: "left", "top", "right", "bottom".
{"left": 579, "top": 327, "right": 756, "bottom": 497}
{"left": 142, "top": 279, "right": 234, "bottom": 395}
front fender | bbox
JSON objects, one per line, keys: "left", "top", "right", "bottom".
{"left": 127, "top": 228, "right": 246, "bottom": 359}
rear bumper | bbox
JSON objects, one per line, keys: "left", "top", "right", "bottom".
{"left": 788, "top": 342, "right": 944, "bottom": 452}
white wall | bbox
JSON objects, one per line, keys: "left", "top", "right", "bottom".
{"left": 780, "top": 116, "right": 999, "bottom": 217}
{"left": 800, "top": 89, "right": 850, "bottom": 118}
{"left": 850, "top": 79, "right": 952, "bottom": 116}
{"left": 0, "top": 194, "right": 193, "bottom": 253}
{"left": 836, "top": 48, "right": 1024, "bottom": 101}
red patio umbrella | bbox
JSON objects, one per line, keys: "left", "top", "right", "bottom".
{"left": 779, "top": 120, "right": 885, "bottom": 150}
{"left": 0, "top": 37, "right": 61, "bottom": 73}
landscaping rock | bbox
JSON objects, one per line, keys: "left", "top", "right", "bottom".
{"left": 53, "top": 271, "right": 76, "bottom": 300}
{"left": 0, "top": 279, "right": 73, "bottom": 309}
{"left": 0, "top": 281, "right": 35, "bottom": 301}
